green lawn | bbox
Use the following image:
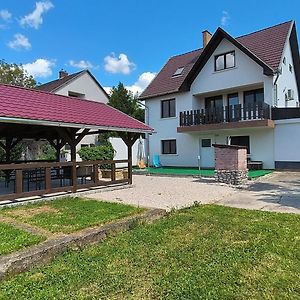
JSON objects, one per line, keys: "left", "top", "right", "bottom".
{"left": 136, "top": 167, "right": 273, "bottom": 178}
{"left": 1, "top": 205, "right": 299, "bottom": 299}
{"left": 0, "top": 197, "right": 145, "bottom": 234}
{"left": 0, "top": 222, "right": 44, "bottom": 256}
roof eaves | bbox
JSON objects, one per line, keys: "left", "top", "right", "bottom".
{"left": 0, "top": 116, "right": 153, "bottom": 133}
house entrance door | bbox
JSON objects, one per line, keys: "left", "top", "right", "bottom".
{"left": 199, "top": 138, "right": 215, "bottom": 168}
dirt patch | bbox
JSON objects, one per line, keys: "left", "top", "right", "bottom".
{"left": 5, "top": 206, "right": 60, "bottom": 219}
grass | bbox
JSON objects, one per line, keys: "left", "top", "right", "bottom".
{"left": 0, "top": 222, "right": 45, "bottom": 256}
{"left": 0, "top": 205, "right": 299, "bottom": 299}
{"left": 137, "top": 167, "right": 273, "bottom": 178}
{"left": 0, "top": 197, "right": 145, "bottom": 234}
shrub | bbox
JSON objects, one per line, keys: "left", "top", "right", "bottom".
{"left": 78, "top": 143, "right": 115, "bottom": 169}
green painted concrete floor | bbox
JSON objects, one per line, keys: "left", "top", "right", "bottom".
{"left": 134, "top": 167, "right": 273, "bottom": 179}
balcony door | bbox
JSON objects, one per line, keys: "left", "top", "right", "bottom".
{"left": 205, "top": 95, "right": 223, "bottom": 110}
{"left": 205, "top": 95, "right": 223, "bottom": 123}
{"left": 227, "top": 93, "right": 240, "bottom": 121}
{"left": 244, "top": 89, "right": 264, "bottom": 107}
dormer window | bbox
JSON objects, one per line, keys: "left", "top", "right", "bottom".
{"left": 214, "top": 51, "right": 235, "bottom": 71}
{"left": 172, "top": 67, "right": 184, "bottom": 77}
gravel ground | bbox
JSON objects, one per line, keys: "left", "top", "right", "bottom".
{"left": 88, "top": 172, "right": 300, "bottom": 214}
{"left": 88, "top": 175, "right": 235, "bottom": 211}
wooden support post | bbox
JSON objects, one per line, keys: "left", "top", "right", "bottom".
{"left": 45, "top": 167, "right": 51, "bottom": 192}
{"left": 111, "top": 162, "right": 116, "bottom": 182}
{"left": 70, "top": 142, "right": 77, "bottom": 193}
{"left": 127, "top": 144, "right": 133, "bottom": 184}
{"left": 15, "top": 169, "right": 23, "bottom": 195}
{"left": 119, "top": 132, "right": 139, "bottom": 185}
{"left": 93, "top": 164, "right": 99, "bottom": 185}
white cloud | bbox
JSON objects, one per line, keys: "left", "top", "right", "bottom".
{"left": 20, "top": 1, "right": 54, "bottom": 29}
{"left": 103, "top": 72, "right": 156, "bottom": 96}
{"left": 23, "top": 58, "right": 55, "bottom": 78}
{"left": 104, "top": 53, "right": 135, "bottom": 75}
{"left": 126, "top": 72, "right": 156, "bottom": 95}
{"left": 69, "top": 60, "right": 95, "bottom": 69}
{"left": 103, "top": 86, "right": 112, "bottom": 95}
{"left": 0, "top": 9, "right": 12, "bottom": 21}
{"left": 8, "top": 34, "right": 31, "bottom": 50}
{"left": 221, "top": 11, "right": 230, "bottom": 26}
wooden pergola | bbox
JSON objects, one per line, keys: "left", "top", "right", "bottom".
{"left": 0, "top": 84, "right": 152, "bottom": 203}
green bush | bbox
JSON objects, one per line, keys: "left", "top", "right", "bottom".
{"left": 78, "top": 143, "right": 115, "bottom": 169}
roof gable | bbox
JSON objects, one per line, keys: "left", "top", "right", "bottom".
{"left": 37, "top": 70, "right": 109, "bottom": 100}
{"left": 140, "top": 21, "right": 293, "bottom": 100}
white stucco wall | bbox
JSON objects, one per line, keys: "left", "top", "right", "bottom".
{"left": 56, "top": 72, "right": 109, "bottom": 103}
{"left": 146, "top": 37, "right": 279, "bottom": 169}
{"left": 276, "top": 41, "right": 299, "bottom": 107}
{"left": 274, "top": 119, "right": 300, "bottom": 162}
{"left": 191, "top": 38, "right": 274, "bottom": 105}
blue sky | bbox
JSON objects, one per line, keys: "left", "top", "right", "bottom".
{"left": 0, "top": 0, "right": 299, "bottom": 94}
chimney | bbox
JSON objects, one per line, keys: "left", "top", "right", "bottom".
{"left": 202, "top": 30, "right": 212, "bottom": 48}
{"left": 59, "top": 69, "right": 68, "bottom": 79}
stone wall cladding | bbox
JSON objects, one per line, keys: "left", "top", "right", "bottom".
{"left": 214, "top": 170, "right": 248, "bottom": 185}
{"left": 214, "top": 144, "right": 248, "bottom": 185}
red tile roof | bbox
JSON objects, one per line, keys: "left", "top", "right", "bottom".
{"left": 140, "top": 21, "right": 293, "bottom": 99}
{"left": 0, "top": 84, "right": 152, "bottom": 133}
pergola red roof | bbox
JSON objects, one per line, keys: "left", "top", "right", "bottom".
{"left": 0, "top": 84, "right": 153, "bottom": 133}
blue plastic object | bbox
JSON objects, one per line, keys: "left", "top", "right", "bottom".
{"left": 153, "top": 155, "right": 162, "bottom": 168}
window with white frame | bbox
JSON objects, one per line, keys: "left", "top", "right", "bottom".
{"left": 214, "top": 51, "right": 235, "bottom": 71}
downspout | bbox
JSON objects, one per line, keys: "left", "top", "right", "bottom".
{"left": 273, "top": 70, "right": 281, "bottom": 107}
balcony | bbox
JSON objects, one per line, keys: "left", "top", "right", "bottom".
{"left": 178, "top": 103, "right": 274, "bottom": 132}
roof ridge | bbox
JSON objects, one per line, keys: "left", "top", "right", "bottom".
{"left": 170, "top": 47, "right": 203, "bottom": 59}
{"left": 166, "top": 20, "right": 293, "bottom": 60}
{"left": 235, "top": 20, "right": 293, "bottom": 39}
{"left": 37, "top": 70, "right": 85, "bottom": 89}
{"left": 0, "top": 83, "right": 107, "bottom": 106}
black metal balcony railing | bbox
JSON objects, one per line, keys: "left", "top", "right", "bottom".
{"left": 179, "top": 103, "right": 271, "bottom": 127}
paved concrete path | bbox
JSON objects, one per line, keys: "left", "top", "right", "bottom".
{"left": 219, "top": 171, "right": 300, "bottom": 214}
{"left": 89, "top": 173, "right": 300, "bottom": 214}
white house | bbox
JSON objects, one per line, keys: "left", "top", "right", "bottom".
{"left": 38, "top": 70, "right": 140, "bottom": 164}
{"left": 140, "top": 21, "right": 300, "bottom": 169}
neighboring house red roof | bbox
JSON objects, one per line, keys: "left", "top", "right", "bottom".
{"left": 0, "top": 84, "right": 152, "bottom": 133}
{"left": 140, "top": 21, "right": 294, "bottom": 99}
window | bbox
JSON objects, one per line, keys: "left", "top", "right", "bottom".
{"left": 227, "top": 93, "right": 239, "bottom": 107}
{"left": 65, "top": 144, "right": 71, "bottom": 151}
{"left": 214, "top": 51, "right": 235, "bottom": 71}
{"left": 162, "top": 140, "right": 176, "bottom": 154}
{"left": 230, "top": 136, "right": 250, "bottom": 154}
{"left": 201, "top": 139, "right": 211, "bottom": 148}
{"left": 289, "top": 64, "right": 293, "bottom": 73}
{"left": 172, "top": 67, "right": 184, "bottom": 77}
{"left": 161, "top": 99, "right": 176, "bottom": 118}
{"left": 283, "top": 57, "right": 286, "bottom": 65}
{"left": 205, "top": 95, "right": 223, "bottom": 110}
{"left": 244, "top": 89, "right": 264, "bottom": 107}
{"left": 81, "top": 144, "right": 89, "bottom": 149}
{"left": 68, "top": 91, "right": 85, "bottom": 98}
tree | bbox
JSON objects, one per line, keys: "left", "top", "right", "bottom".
{"left": 0, "top": 59, "right": 36, "bottom": 88}
{"left": 108, "top": 82, "right": 144, "bottom": 122}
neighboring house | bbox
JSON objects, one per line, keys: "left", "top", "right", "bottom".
{"left": 38, "top": 70, "right": 140, "bottom": 164}
{"left": 140, "top": 21, "right": 300, "bottom": 169}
